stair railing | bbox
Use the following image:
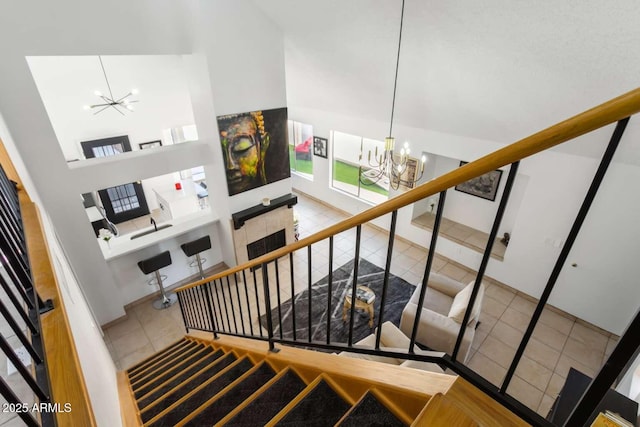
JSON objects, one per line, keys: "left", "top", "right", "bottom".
{"left": 176, "top": 87, "right": 640, "bottom": 427}
{"left": 0, "top": 162, "right": 55, "bottom": 427}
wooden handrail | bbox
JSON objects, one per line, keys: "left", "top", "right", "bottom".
{"left": 177, "top": 87, "right": 640, "bottom": 292}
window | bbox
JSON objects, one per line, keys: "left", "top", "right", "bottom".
{"left": 331, "top": 131, "right": 389, "bottom": 204}
{"left": 288, "top": 120, "right": 313, "bottom": 178}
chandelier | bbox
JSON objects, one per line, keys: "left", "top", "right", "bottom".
{"left": 83, "top": 56, "right": 139, "bottom": 115}
{"left": 360, "top": 0, "right": 426, "bottom": 191}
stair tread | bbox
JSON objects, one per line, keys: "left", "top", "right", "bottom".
{"left": 276, "top": 379, "right": 350, "bottom": 427}
{"left": 224, "top": 369, "right": 307, "bottom": 427}
{"left": 129, "top": 341, "right": 198, "bottom": 381}
{"left": 127, "top": 338, "right": 188, "bottom": 374}
{"left": 132, "top": 344, "right": 206, "bottom": 392}
{"left": 184, "top": 363, "right": 276, "bottom": 426}
{"left": 339, "top": 392, "right": 406, "bottom": 427}
{"left": 136, "top": 349, "right": 223, "bottom": 407}
{"left": 148, "top": 358, "right": 254, "bottom": 427}
{"left": 140, "top": 352, "right": 237, "bottom": 423}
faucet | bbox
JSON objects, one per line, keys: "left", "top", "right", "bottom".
{"left": 150, "top": 217, "right": 157, "bottom": 231}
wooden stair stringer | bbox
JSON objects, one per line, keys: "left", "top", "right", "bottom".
{"left": 412, "top": 393, "right": 478, "bottom": 427}
{"left": 431, "top": 377, "right": 532, "bottom": 427}
{"left": 117, "top": 370, "right": 143, "bottom": 427}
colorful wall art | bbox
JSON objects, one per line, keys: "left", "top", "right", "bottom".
{"left": 217, "top": 107, "right": 290, "bottom": 196}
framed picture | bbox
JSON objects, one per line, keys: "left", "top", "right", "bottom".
{"left": 139, "top": 140, "right": 162, "bottom": 150}
{"left": 313, "top": 136, "right": 328, "bottom": 158}
{"left": 454, "top": 161, "right": 503, "bottom": 201}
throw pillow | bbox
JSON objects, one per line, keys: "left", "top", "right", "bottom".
{"left": 448, "top": 281, "right": 484, "bottom": 324}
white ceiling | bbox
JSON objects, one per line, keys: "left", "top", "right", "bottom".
{"left": 254, "top": 0, "right": 640, "bottom": 163}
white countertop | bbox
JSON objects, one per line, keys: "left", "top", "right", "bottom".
{"left": 97, "top": 208, "right": 219, "bottom": 261}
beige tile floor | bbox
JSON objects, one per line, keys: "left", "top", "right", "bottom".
{"left": 103, "top": 191, "right": 619, "bottom": 419}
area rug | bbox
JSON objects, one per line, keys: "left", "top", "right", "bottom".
{"left": 260, "top": 258, "right": 416, "bottom": 345}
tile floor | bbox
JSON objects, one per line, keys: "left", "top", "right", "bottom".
{"left": 102, "top": 191, "right": 620, "bottom": 419}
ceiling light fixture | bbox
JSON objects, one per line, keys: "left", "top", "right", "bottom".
{"left": 83, "top": 56, "right": 139, "bottom": 115}
{"left": 360, "top": 0, "right": 425, "bottom": 191}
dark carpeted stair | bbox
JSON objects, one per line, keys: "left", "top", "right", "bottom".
{"left": 183, "top": 362, "right": 276, "bottom": 426}
{"left": 148, "top": 357, "right": 254, "bottom": 427}
{"left": 129, "top": 340, "right": 198, "bottom": 382}
{"left": 136, "top": 349, "right": 224, "bottom": 406}
{"left": 140, "top": 352, "right": 237, "bottom": 423}
{"left": 132, "top": 343, "right": 208, "bottom": 394}
{"left": 127, "top": 338, "right": 189, "bottom": 375}
{"left": 275, "top": 379, "right": 350, "bottom": 426}
{"left": 225, "top": 369, "right": 307, "bottom": 426}
{"left": 339, "top": 392, "right": 406, "bottom": 426}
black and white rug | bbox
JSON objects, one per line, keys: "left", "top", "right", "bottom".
{"left": 261, "top": 258, "right": 416, "bottom": 345}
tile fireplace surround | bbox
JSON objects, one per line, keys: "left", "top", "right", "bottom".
{"left": 231, "top": 204, "right": 295, "bottom": 265}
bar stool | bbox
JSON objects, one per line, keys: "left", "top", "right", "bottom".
{"left": 138, "top": 251, "right": 177, "bottom": 310}
{"left": 181, "top": 236, "right": 211, "bottom": 279}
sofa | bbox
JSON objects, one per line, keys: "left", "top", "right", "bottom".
{"left": 399, "top": 273, "right": 485, "bottom": 364}
{"left": 339, "top": 321, "right": 447, "bottom": 374}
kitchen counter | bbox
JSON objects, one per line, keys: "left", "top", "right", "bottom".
{"left": 97, "top": 208, "right": 219, "bottom": 260}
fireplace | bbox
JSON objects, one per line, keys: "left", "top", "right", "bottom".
{"left": 246, "top": 229, "right": 286, "bottom": 270}
{"left": 231, "top": 194, "right": 297, "bottom": 266}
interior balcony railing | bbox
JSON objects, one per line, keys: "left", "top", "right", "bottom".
{"left": 0, "top": 141, "right": 95, "bottom": 427}
{"left": 175, "top": 88, "right": 640, "bottom": 427}
{"left": 0, "top": 161, "right": 55, "bottom": 427}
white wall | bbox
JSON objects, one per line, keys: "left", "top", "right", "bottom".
{"left": 290, "top": 105, "right": 640, "bottom": 334}
{"left": 0, "top": 0, "right": 290, "bottom": 327}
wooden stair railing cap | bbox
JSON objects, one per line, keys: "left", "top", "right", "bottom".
{"left": 177, "top": 87, "right": 640, "bottom": 292}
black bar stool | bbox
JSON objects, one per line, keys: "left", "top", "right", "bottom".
{"left": 181, "top": 236, "right": 211, "bottom": 279}
{"left": 138, "top": 251, "right": 176, "bottom": 310}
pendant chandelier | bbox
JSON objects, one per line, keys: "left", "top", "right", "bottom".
{"left": 83, "top": 56, "right": 139, "bottom": 116}
{"left": 360, "top": 0, "right": 426, "bottom": 191}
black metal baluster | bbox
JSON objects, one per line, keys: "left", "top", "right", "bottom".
{"left": 326, "top": 237, "right": 334, "bottom": 345}
{"left": 452, "top": 161, "right": 520, "bottom": 362}
{"left": 0, "top": 299, "right": 42, "bottom": 363}
{"left": 274, "top": 259, "right": 283, "bottom": 339}
{"left": 213, "top": 279, "right": 229, "bottom": 332}
{"left": 225, "top": 276, "right": 238, "bottom": 333}
{"left": 233, "top": 273, "right": 246, "bottom": 335}
{"left": 184, "top": 289, "right": 195, "bottom": 329}
{"left": 197, "top": 286, "right": 208, "bottom": 330}
{"left": 409, "top": 190, "right": 447, "bottom": 352}
{"left": 307, "top": 245, "right": 312, "bottom": 343}
{"left": 241, "top": 270, "right": 254, "bottom": 336}
{"left": 375, "top": 210, "right": 398, "bottom": 350}
{"left": 261, "top": 263, "right": 278, "bottom": 352}
{"left": 0, "top": 335, "right": 48, "bottom": 401}
{"left": 565, "top": 307, "right": 640, "bottom": 427}
{"left": 177, "top": 292, "right": 189, "bottom": 332}
{"left": 0, "top": 378, "right": 39, "bottom": 427}
{"left": 191, "top": 286, "right": 207, "bottom": 330}
{"left": 0, "top": 273, "right": 38, "bottom": 334}
{"left": 252, "top": 269, "right": 263, "bottom": 338}
{"left": 501, "top": 118, "right": 629, "bottom": 393}
{"left": 289, "top": 253, "right": 296, "bottom": 341}
{"left": 208, "top": 281, "right": 223, "bottom": 335}
{"left": 218, "top": 279, "right": 231, "bottom": 333}
{"left": 0, "top": 252, "right": 35, "bottom": 309}
{"left": 347, "top": 226, "right": 362, "bottom": 346}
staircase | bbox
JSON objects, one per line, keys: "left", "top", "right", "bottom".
{"left": 119, "top": 334, "right": 527, "bottom": 426}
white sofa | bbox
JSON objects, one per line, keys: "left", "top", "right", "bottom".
{"left": 399, "top": 273, "right": 485, "bottom": 364}
{"left": 339, "top": 321, "right": 447, "bottom": 374}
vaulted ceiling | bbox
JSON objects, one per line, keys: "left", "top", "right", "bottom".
{"left": 254, "top": 0, "right": 640, "bottom": 163}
